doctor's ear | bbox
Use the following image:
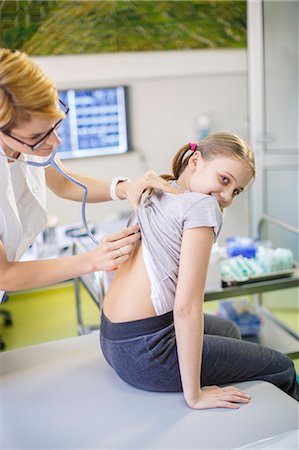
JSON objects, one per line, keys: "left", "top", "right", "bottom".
{"left": 188, "top": 150, "right": 202, "bottom": 171}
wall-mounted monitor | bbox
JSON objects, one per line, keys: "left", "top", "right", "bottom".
{"left": 57, "top": 86, "right": 129, "bottom": 159}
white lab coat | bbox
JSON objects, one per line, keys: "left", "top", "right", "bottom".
{"left": 0, "top": 146, "right": 48, "bottom": 301}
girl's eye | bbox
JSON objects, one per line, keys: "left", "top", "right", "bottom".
{"left": 220, "top": 175, "right": 229, "bottom": 184}
{"left": 233, "top": 189, "right": 241, "bottom": 196}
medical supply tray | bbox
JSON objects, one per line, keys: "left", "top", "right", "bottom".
{"left": 222, "top": 268, "right": 295, "bottom": 288}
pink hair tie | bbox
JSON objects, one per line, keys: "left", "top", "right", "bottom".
{"left": 189, "top": 142, "right": 197, "bottom": 151}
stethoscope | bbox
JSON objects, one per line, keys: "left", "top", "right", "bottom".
{"left": 0, "top": 148, "right": 99, "bottom": 245}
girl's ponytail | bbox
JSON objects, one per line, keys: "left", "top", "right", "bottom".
{"left": 160, "top": 133, "right": 255, "bottom": 182}
{"left": 160, "top": 143, "right": 195, "bottom": 181}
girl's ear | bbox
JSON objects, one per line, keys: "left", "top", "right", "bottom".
{"left": 188, "top": 150, "right": 202, "bottom": 171}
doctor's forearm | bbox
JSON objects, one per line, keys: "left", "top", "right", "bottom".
{"left": 45, "top": 162, "right": 116, "bottom": 202}
{"left": 52, "top": 174, "right": 130, "bottom": 203}
{"left": 0, "top": 253, "right": 95, "bottom": 292}
{"left": 52, "top": 174, "right": 113, "bottom": 202}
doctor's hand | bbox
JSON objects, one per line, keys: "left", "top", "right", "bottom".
{"left": 89, "top": 224, "right": 140, "bottom": 272}
{"left": 117, "top": 171, "right": 179, "bottom": 209}
{"left": 186, "top": 386, "right": 251, "bottom": 410}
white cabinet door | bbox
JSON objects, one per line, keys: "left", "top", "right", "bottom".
{"left": 248, "top": 0, "right": 299, "bottom": 259}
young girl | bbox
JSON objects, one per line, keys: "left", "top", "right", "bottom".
{"left": 100, "top": 133, "right": 299, "bottom": 409}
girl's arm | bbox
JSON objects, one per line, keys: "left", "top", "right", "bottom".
{"left": 174, "top": 226, "right": 250, "bottom": 410}
{"left": 45, "top": 160, "right": 177, "bottom": 206}
{"left": 0, "top": 225, "right": 139, "bottom": 292}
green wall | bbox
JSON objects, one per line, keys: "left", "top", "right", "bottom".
{"left": 1, "top": 0, "right": 247, "bottom": 55}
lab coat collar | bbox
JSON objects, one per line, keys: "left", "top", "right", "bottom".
{"left": 0, "top": 145, "right": 47, "bottom": 261}
{"left": 0, "top": 147, "right": 48, "bottom": 210}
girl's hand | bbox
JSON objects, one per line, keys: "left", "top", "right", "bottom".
{"left": 186, "top": 386, "right": 251, "bottom": 410}
{"left": 89, "top": 224, "right": 140, "bottom": 271}
{"left": 118, "top": 171, "right": 179, "bottom": 208}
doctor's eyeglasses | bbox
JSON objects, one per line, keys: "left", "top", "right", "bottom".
{"left": 1, "top": 99, "right": 69, "bottom": 151}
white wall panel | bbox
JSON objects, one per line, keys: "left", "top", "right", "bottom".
{"left": 34, "top": 50, "right": 249, "bottom": 244}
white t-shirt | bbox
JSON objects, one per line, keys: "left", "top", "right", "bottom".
{"left": 130, "top": 182, "right": 223, "bottom": 316}
{"left": 0, "top": 147, "right": 48, "bottom": 301}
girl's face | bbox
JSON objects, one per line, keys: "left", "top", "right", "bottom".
{"left": 0, "top": 115, "right": 61, "bottom": 159}
{"left": 181, "top": 151, "right": 253, "bottom": 209}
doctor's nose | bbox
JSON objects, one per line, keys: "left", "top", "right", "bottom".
{"left": 48, "top": 130, "right": 61, "bottom": 145}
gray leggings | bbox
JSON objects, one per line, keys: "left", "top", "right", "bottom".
{"left": 100, "top": 311, "right": 299, "bottom": 401}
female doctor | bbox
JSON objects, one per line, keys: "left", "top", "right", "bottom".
{"left": 0, "top": 48, "right": 176, "bottom": 300}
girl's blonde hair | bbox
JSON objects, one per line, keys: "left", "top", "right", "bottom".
{"left": 0, "top": 48, "right": 64, "bottom": 131}
{"left": 161, "top": 132, "right": 255, "bottom": 181}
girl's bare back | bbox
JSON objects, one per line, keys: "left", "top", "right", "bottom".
{"left": 103, "top": 240, "right": 157, "bottom": 322}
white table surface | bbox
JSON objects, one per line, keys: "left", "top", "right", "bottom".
{"left": 0, "top": 332, "right": 298, "bottom": 450}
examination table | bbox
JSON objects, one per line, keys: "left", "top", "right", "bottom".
{"left": 0, "top": 331, "right": 298, "bottom": 449}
